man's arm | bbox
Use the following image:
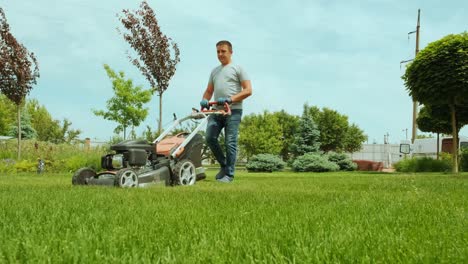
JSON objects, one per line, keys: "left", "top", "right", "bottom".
{"left": 202, "top": 83, "right": 214, "bottom": 100}
{"left": 231, "top": 80, "right": 252, "bottom": 103}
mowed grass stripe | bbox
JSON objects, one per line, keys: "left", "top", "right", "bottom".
{"left": 0, "top": 172, "right": 466, "bottom": 263}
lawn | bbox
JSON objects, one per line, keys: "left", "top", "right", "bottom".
{"left": 0, "top": 171, "right": 466, "bottom": 263}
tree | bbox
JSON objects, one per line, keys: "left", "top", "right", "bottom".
{"left": 417, "top": 104, "right": 468, "bottom": 160}
{"left": 272, "top": 110, "right": 300, "bottom": 161}
{"left": 344, "top": 124, "right": 367, "bottom": 153}
{"left": 93, "top": 64, "right": 152, "bottom": 140}
{"left": 289, "top": 113, "right": 321, "bottom": 157}
{"left": 303, "top": 105, "right": 366, "bottom": 153}
{"left": 8, "top": 106, "right": 36, "bottom": 140}
{"left": 26, "top": 99, "right": 60, "bottom": 141}
{"left": 25, "top": 99, "right": 82, "bottom": 144}
{"left": 0, "top": 94, "right": 15, "bottom": 135}
{"left": 317, "top": 107, "right": 350, "bottom": 152}
{"left": 0, "top": 8, "right": 40, "bottom": 159}
{"left": 118, "top": 1, "right": 180, "bottom": 134}
{"left": 57, "top": 119, "right": 81, "bottom": 144}
{"left": 239, "top": 111, "right": 283, "bottom": 159}
{"left": 417, "top": 104, "right": 468, "bottom": 135}
{"left": 403, "top": 32, "right": 468, "bottom": 172}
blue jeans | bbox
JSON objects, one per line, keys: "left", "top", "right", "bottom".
{"left": 206, "top": 109, "right": 243, "bottom": 177}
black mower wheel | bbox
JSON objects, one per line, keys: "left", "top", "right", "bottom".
{"left": 172, "top": 159, "right": 196, "bottom": 186}
{"left": 72, "top": 167, "right": 97, "bottom": 185}
{"left": 114, "top": 168, "right": 139, "bottom": 188}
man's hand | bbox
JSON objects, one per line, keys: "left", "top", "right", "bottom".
{"left": 216, "top": 97, "right": 232, "bottom": 105}
{"left": 200, "top": 99, "right": 209, "bottom": 109}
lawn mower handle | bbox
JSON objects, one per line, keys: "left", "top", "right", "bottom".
{"left": 200, "top": 101, "right": 231, "bottom": 115}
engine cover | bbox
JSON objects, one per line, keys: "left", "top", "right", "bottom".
{"left": 125, "top": 149, "right": 147, "bottom": 166}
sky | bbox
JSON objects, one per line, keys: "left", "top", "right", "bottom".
{"left": 1, "top": 0, "right": 467, "bottom": 144}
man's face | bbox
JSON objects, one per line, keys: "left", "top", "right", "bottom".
{"left": 217, "top": 44, "right": 232, "bottom": 65}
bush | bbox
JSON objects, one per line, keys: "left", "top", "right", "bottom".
{"left": 246, "top": 154, "right": 286, "bottom": 172}
{"left": 292, "top": 153, "right": 340, "bottom": 172}
{"left": 394, "top": 157, "right": 451, "bottom": 172}
{"left": 14, "top": 160, "right": 37, "bottom": 173}
{"left": 63, "top": 153, "right": 102, "bottom": 173}
{"left": 0, "top": 140, "right": 107, "bottom": 173}
{"left": 460, "top": 148, "right": 468, "bottom": 172}
{"left": 326, "top": 152, "right": 357, "bottom": 171}
{"left": 0, "top": 159, "right": 16, "bottom": 174}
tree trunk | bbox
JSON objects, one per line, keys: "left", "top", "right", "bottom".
{"left": 17, "top": 105, "right": 21, "bottom": 160}
{"left": 158, "top": 92, "right": 163, "bottom": 135}
{"left": 436, "top": 133, "right": 440, "bottom": 160}
{"left": 450, "top": 104, "right": 458, "bottom": 173}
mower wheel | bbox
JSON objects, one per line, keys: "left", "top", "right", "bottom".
{"left": 172, "top": 159, "right": 196, "bottom": 186}
{"left": 72, "top": 167, "right": 97, "bottom": 185}
{"left": 114, "top": 168, "right": 139, "bottom": 188}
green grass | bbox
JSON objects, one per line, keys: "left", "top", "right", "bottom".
{"left": 0, "top": 171, "right": 467, "bottom": 263}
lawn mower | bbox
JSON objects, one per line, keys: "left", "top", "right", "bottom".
{"left": 72, "top": 102, "right": 230, "bottom": 187}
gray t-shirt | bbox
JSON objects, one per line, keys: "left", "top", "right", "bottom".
{"left": 208, "top": 63, "right": 250, "bottom": 110}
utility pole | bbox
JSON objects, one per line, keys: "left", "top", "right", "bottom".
{"left": 400, "top": 9, "right": 421, "bottom": 144}
{"left": 412, "top": 9, "right": 421, "bottom": 144}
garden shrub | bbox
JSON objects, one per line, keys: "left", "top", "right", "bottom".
{"left": 460, "top": 148, "right": 468, "bottom": 172}
{"left": 326, "top": 152, "right": 357, "bottom": 171}
{"left": 63, "top": 152, "right": 102, "bottom": 173}
{"left": 14, "top": 160, "right": 37, "bottom": 173}
{"left": 394, "top": 156, "right": 451, "bottom": 172}
{"left": 0, "top": 159, "right": 16, "bottom": 174}
{"left": 0, "top": 140, "right": 106, "bottom": 173}
{"left": 292, "top": 153, "right": 339, "bottom": 172}
{"left": 246, "top": 154, "right": 286, "bottom": 172}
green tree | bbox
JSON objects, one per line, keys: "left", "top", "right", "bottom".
{"left": 239, "top": 111, "right": 283, "bottom": 159}
{"left": 0, "top": 8, "right": 40, "bottom": 159}
{"left": 25, "top": 99, "right": 81, "bottom": 143}
{"left": 118, "top": 1, "right": 180, "bottom": 134}
{"left": 403, "top": 32, "right": 468, "bottom": 172}
{"left": 272, "top": 110, "right": 300, "bottom": 161}
{"left": 289, "top": 112, "right": 321, "bottom": 157}
{"left": 344, "top": 124, "right": 367, "bottom": 153}
{"left": 304, "top": 104, "right": 367, "bottom": 152}
{"left": 417, "top": 104, "right": 468, "bottom": 135}
{"left": 26, "top": 99, "right": 60, "bottom": 141}
{"left": 303, "top": 105, "right": 366, "bottom": 153}
{"left": 304, "top": 105, "right": 343, "bottom": 152}
{"left": 8, "top": 106, "right": 37, "bottom": 139}
{"left": 417, "top": 104, "right": 468, "bottom": 160}
{"left": 93, "top": 64, "right": 152, "bottom": 140}
{"left": 57, "top": 119, "right": 81, "bottom": 144}
{"left": 0, "top": 94, "right": 15, "bottom": 135}
{"left": 317, "top": 107, "right": 349, "bottom": 152}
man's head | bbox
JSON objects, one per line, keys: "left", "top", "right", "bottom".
{"left": 216, "top": 40, "right": 232, "bottom": 65}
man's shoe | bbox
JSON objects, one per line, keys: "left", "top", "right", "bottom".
{"left": 215, "top": 167, "right": 226, "bottom": 180}
{"left": 216, "top": 175, "right": 233, "bottom": 183}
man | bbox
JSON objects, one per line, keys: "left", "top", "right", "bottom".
{"left": 200, "top": 40, "right": 252, "bottom": 183}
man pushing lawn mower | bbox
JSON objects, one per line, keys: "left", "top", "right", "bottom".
{"left": 200, "top": 40, "right": 252, "bottom": 183}
{"left": 72, "top": 103, "right": 232, "bottom": 188}
{"left": 72, "top": 40, "right": 251, "bottom": 187}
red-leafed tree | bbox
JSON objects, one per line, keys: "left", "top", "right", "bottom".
{"left": 118, "top": 1, "right": 180, "bottom": 134}
{"left": 0, "top": 8, "right": 40, "bottom": 159}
